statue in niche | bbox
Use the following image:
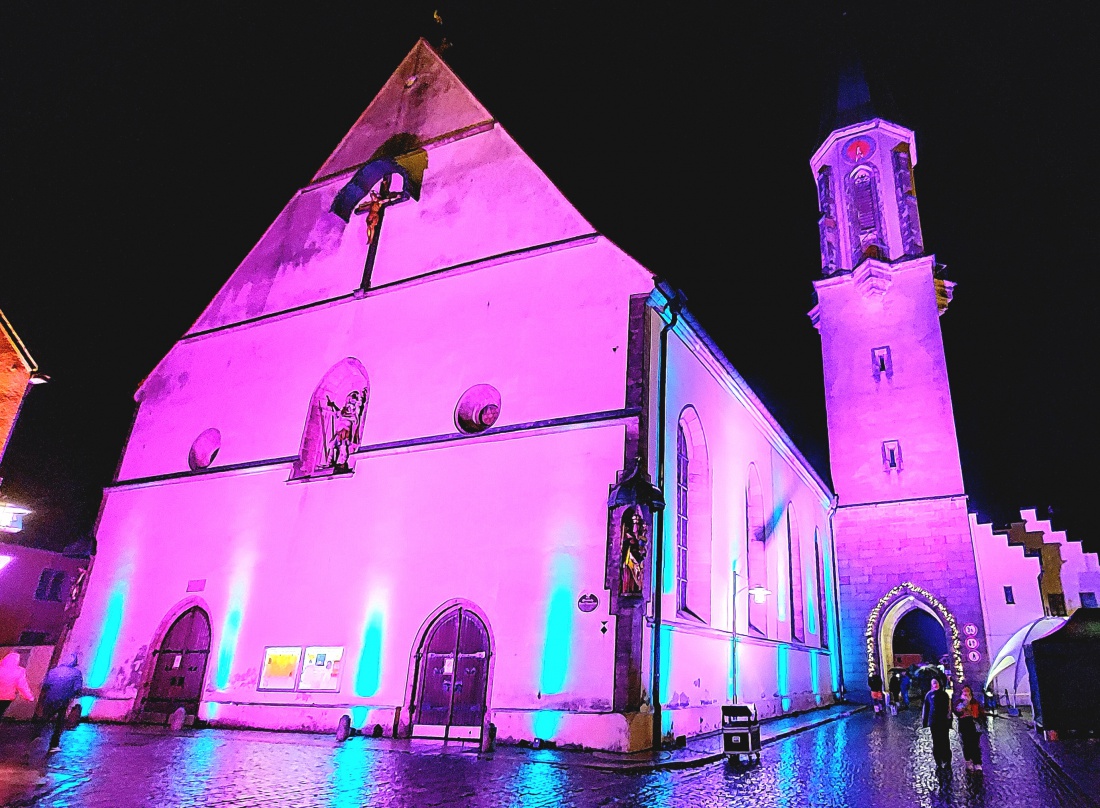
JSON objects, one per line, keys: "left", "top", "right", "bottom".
{"left": 620, "top": 507, "right": 648, "bottom": 597}
{"left": 323, "top": 388, "right": 367, "bottom": 472}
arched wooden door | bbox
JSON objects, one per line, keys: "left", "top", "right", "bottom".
{"left": 412, "top": 606, "right": 490, "bottom": 741}
{"left": 143, "top": 607, "right": 211, "bottom": 723}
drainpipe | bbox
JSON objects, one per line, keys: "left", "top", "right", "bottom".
{"left": 651, "top": 282, "right": 682, "bottom": 752}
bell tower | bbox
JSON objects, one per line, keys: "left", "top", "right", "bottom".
{"left": 809, "top": 61, "right": 963, "bottom": 506}
{"left": 810, "top": 60, "right": 989, "bottom": 695}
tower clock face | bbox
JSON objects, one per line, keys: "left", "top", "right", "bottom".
{"left": 844, "top": 137, "right": 876, "bottom": 162}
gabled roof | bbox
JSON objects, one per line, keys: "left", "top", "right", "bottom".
{"left": 0, "top": 307, "right": 38, "bottom": 374}
{"left": 313, "top": 38, "right": 494, "bottom": 182}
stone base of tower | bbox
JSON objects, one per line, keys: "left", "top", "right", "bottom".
{"left": 834, "top": 495, "right": 990, "bottom": 699}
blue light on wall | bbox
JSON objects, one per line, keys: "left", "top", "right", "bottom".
{"left": 659, "top": 624, "right": 673, "bottom": 706}
{"left": 806, "top": 566, "right": 819, "bottom": 636}
{"left": 778, "top": 644, "right": 790, "bottom": 711}
{"left": 540, "top": 554, "right": 576, "bottom": 695}
{"left": 355, "top": 610, "right": 385, "bottom": 698}
{"left": 823, "top": 540, "right": 841, "bottom": 691}
{"left": 810, "top": 650, "right": 820, "bottom": 695}
{"left": 87, "top": 583, "right": 128, "bottom": 688}
{"left": 533, "top": 710, "right": 563, "bottom": 740}
{"left": 215, "top": 606, "right": 242, "bottom": 690}
{"left": 350, "top": 705, "right": 369, "bottom": 730}
{"left": 77, "top": 695, "right": 97, "bottom": 717}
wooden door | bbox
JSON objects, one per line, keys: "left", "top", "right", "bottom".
{"left": 145, "top": 607, "right": 211, "bottom": 720}
{"left": 412, "top": 607, "right": 489, "bottom": 740}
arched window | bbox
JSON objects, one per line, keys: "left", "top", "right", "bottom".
{"left": 292, "top": 358, "right": 370, "bottom": 480}
{"left": 746, "top": 464, "right": 767, "bottom": 637}
{"left": 675, "top": 425, "right": 689, "bottom": 613}
{"left": 787, "top": 507, "right": 805, "bottom": 644}
{"left": 676, "top": 407, "right": 711, "bottom": 623}
{"left": 815, "top": 528, "right": 829, "bottom": 649}
{"left": 847, "top": 166, "right": 885, "bottom": 263}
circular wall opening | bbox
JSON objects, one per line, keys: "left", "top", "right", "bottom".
{"left": 188, "top": 428, "right": 222, "bottom": 470}
{"left": 454, "top": 385, "right": 501, "bottom": 434}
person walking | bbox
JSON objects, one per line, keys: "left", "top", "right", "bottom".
{"left": 37, "top": 654, "right": 83, "bottom": 753}
{"left": 868, "top": 671, "right": 885, "bottom": 715}
{"left": 954, "top": 685, "right": 984, "bottom": 771}
{"left": 922, "top": 676, "right": 953, "bottom": 769}
{"left": 0, "top": 652, "right": 35, "bottom": 719}
{"left": 888, "top": 670, "right": 902, "bottom": 714}
{"left": 900, "top": 669, "right": 912, "bottom": 710}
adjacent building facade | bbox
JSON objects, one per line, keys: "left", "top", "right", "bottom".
{"left": 63, "top": 40, "right": 841, "bottom": 752}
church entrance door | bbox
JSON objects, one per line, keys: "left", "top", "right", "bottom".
{"left": 142, "top": 606, "right": 211, "bottom": 724}
{"left": 411, "top": 606, "right": 490, "bottom": 741}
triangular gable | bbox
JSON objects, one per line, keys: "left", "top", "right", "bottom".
{"left": 0, "top": 307, "right": 38, "bottom": 374}
{"left": 313, "top": 38, "right": 493, "bottom": 182}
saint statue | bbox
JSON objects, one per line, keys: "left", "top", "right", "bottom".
{"left": 620, "top": 507, "right": 648, "bottom": 596}
{"left": 323, "top": 388, "right": 367, "bottom": 471}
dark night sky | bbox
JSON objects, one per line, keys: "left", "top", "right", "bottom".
{"left": 1, "top": 2, "right": 1096, "bottom": 554}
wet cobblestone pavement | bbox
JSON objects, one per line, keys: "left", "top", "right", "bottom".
{"left": 1, "top": 709, "right": 1093, "bottom": 807}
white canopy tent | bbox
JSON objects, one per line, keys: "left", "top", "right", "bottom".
{"left": 985, "top": 616, "right": 1066, "bottom": 708}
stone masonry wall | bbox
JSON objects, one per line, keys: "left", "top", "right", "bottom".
{"left": 835, "top": 495, "right": 990, "bottom": 695}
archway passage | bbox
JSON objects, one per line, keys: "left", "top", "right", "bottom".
{"left": 142, "top": 607, "right": 211, "bottom": 724}
{"left": 412, "top": 607, "right": 490, "bottom": 741}
{"left": 893, "top": 608, "right": 948, "bottom": 669}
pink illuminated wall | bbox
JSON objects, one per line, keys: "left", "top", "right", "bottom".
{"left": 64, "top": 39, "right": 840, "bottom": 752}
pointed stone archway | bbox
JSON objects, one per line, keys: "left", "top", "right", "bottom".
{"left": 864, "top": 582, "right": 964, "bottom": 685}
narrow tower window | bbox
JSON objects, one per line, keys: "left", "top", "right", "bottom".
{"left": 882, "top": 440, "right": 902, "bottom": 471}
{"left": 1003, "top": 586, "right": 1015, "bottom": 604}
{"left": 871, "top": 346, "right": 892, "bottom": 380}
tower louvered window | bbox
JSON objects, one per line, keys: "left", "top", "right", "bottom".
{"left": 852, "top": 172, "right": 878, "bottom": 232}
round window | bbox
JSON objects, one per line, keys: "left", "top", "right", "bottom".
{"left": 454, "top": 385, "right": 502, "bottom": 434}
{"left": 188, "top": 428, "right": 222, "bottom": 470}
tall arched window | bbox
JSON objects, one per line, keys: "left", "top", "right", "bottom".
{"left": 847, "top": 166, "right": 885, "bottom": 262}
{"left": 787, "top": 506, "right": 805, "bottom": 644}
{"left": 746, "top": 464, "right": 767, "bottom": 637}
{"left": 676, "top": 407, "right": 711, "bottom": 623}
{"left": 292, "top": 358, "right": 370, "bottom": 480}
{"left": 675, "top": 425, "right": 689, "bottom": 614}
{"left": 814, "top": 528, "right": 829, "bottom": 649}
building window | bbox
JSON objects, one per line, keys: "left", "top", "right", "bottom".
{"left": 1004, "top": 586, "right": 1015, "bottom": 604}
{"left": 1047, "top": 593, "right": 1067, "bottom": 617}
{"left": 814, "top": 529, "right": 828, "bottom": 649}
{"left": 34, "top": 569, "right": 66, "bottom": 602}
{"left": 882, "top": 440, "right": 902, "bottom": 471}
{"left": 1081, "top": 592, "right": 1098, "bottom": 609}
{"left": 675, "top": 408, "right": 712, "bottom": 624}
{"left": 675, "top": 424, "right": 689, "bottom": 614}
{"left": 871, "top": 346, "right": 892, "bottom": 381}
{"left": 788, "top": 508, "right": 805, "bottom": 644}
{"left": 746, "top": 464, "right": 768, "bottom": 637}
{"left": 18, "top": 630, "right": 49, "bottom": 645}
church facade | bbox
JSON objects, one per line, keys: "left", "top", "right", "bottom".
{"left": 63, "top": 40, "right": 841, "bottom": 752}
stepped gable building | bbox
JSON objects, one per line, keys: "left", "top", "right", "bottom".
{"left": 64, "top": 40, "right": 842, "bottom": 752}
{"left": 810, "top": 63, "right": 1098, "bottom": 699}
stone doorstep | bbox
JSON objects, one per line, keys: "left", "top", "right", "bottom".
{"left": 566, "top": 703, "right": 868, "bottom": 773}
